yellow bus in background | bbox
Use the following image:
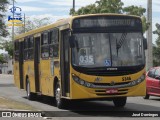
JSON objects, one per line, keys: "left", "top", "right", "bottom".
{"left": 14, "top": 14, "right": 147, "bottom": 109}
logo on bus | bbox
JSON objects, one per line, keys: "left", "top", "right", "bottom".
{"left": 110, "top": 81, "right": 115, "bottom": 86}
{"left": 94, "top": 77, "right": 103, "bottom": 83}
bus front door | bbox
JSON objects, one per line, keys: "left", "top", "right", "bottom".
{"left": 61, "top": 30, "right": 70, "bottom": 97}
{"left": 34, "top": 37, "right": 40, "bottom": 92}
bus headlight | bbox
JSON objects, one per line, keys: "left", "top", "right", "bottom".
{"left": 72, "top": 74, "right": 145, "bottom": 89}
{"left": 131, "top": 81, "right": 136, "bottom": 86}
{"left": 131, "top": 74, "right": 145, "bottom": 86}
{"left": 85, "top": 82, "right": 91, "bottom": 87}
{"left": 72, "top": 75, "right": 79, "bottom": 82}
{"left": 137, "top": 78, "right": 142, "bottom": 83}
{"left": 80, "top": 80, "right": 85, "bottom": 85}
{"left": 72, "top": 74, "right": 93, "bottom": 88}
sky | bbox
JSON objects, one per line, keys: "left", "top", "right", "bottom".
{"left": 1, "top": 0, "right": 159, "bottom": 53}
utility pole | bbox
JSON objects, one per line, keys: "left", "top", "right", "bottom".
{"left": 12, "top": 0, "right": 15, "bottom": 41}
{"left": 24, "top": 13, "right": 25, "bottom": 33}
{"left": 73, "top": 0, "right": 75, "bottom": 12}
{"left": 146, "top": 0, "right": 153, "bottom": 70}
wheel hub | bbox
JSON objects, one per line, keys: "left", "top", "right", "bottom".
{"left": 56, "top": 87, "right": 61, "bottom": 104}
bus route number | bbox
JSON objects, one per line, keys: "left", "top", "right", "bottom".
{"left": 79, "top": 55, "right": 94, "bottom": 65}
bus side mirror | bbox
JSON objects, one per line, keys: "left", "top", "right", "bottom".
{"left": 69, "top": 36, "right": 75, "bottom": 48}
{"left": 143, "top": 38, "right": 147, "bottom": 50}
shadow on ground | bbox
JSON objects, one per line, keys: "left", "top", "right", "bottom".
{"left": 23, "top": 95, "right": 160, "bottom": 117}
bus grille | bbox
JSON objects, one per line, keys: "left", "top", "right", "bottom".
{"left": 93, "top": 82, "right": 130, "bottom": 86}
{"left": 95, "top": 89, "right": 128, "bottom": 96}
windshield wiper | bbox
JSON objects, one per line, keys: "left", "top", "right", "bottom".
{"left": 116, "top": 33, "right": 127, "bottom": 56}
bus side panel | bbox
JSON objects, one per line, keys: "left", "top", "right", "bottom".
{"left": 14, "top": 62, "right": 20, "bottom": 88}
{"left": 23, "top": 61, "right": 36, "bottom": 92}
{"left": 23, "top": 61, "right": 28, "bottom": 90}
{"left": 47, "top": 59, "right": 54, "bottom": 96}
{"left": 40, "top": 60, "right": 50, "bottom": 95}
{"left": 28, "top": 61, "right": 36, "bottom": 93}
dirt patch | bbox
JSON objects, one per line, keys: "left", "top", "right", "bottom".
{"left": 0, "top": 96, "right": 37, "bottom": 110}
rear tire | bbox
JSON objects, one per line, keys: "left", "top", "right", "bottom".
{"left": 54, "top": 83, "right": 65, "bottom": 109}
{"left": 113, "top": 97, "right": 127, "bottom": 107}
{"left": 143, "top": 93, "right": 150, "bottom": 99}
{"left": 26, "top": 79, "right": 36, "bottom": 100}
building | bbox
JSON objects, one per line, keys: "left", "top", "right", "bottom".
{"left": 0, "top": 53, "right": 13, "bottom": 74}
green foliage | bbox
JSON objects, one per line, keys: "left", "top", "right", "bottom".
{"left": 0, "top": 54, "right": 6, "bottom": 64}
{"left": 96, "top": 0, "right": 124, "bottom": 13}
{"left": 16, "top": 17, "right": 51, "bottom": 34}
{"left": 76, "top": 4, "right": 97, "bottom": 15}
{"left": 0, "top": 0, "right": 9, "bottom": 37}
{"left": 70, "top": 0, "right": 149, "bottom": 33}
{"left": 0, "top": 37, "right": 13, "bottom": 57}
{"left": 153, "top": 23, "right": 160, "bottom": 66}
{"left": 141, "top": 16, "right": 150, "bottom": 33}
{"left": 123, "top": 5, "right": 146, "bottom": 16}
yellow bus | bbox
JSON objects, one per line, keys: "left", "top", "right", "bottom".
{"left": 14, "top": 14, "right": 147, "bottom": 109}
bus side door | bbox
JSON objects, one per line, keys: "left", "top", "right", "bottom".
{"left": 60, "top": 29, "right": 70, "bottom": 97}
{"left": 19, "top": 41, "right": 24, "bottom": 89}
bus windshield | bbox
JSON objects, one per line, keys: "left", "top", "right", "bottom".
{"left": 72, "top": 32, "right": 145, "bottom": 67}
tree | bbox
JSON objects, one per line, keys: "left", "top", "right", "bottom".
{"left": 0, "top": 17, "right": 51, "bottom": 58}
{"left": 0, "top": 54, "right": 6, "bottom": 64}
{"left": 96, "top": 0, "right": 124, "bottom": 14}
{"left": 0, "top": 39, "right": 13, "bottom": 57}
{"left": 123, "top": 5, "right": 149, "bottom": 33}
{"left": 153, "top": 23, "right": 160, "bottom": 66}
{"left": 0, "top": 0, "right": 9, "bottom": 37}
{"left": 70, "top": 0, "right": 124, "bottom": 15}
{"left": 70, "top": 0, "right": 149, "bottom": 32}
{"left": 16, "top": 17, "right": 51, "bottom": 34}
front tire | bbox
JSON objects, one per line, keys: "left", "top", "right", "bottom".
{"left": 26, "top": 80, "right": 36, "bottom": 100}
{"left": 113, "top": 97, "right": 127, "bottom": 107}
{"left": 143, "top": 93, "right": 150, "bottom": 99}
{"left": 54, "top": 83, "right": 65, "bottom": 109}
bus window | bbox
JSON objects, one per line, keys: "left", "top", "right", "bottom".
{"left": 41, "top": 46, "right": 49, "bottom": 59}
{"left": 28, "top": 37, "right": 34, "bottom": 60}
{"left": 41, "top": 32, "right": 49, "bottom": 59}
{"left": 49, "top": 29, "right": 59, "bottom": 58}
{"left": 42, "top": 32, "right": 48, "bottom": 45}
{"left": 24, "top": 38, "right": 28, "bottom": 60}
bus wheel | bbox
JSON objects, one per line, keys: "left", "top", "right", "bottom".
{"left": 113, "top": 97, "right": 127, "bottom": 107}
{"left": 143, "top": 93, "right": 150, "bottom": 99}
{"left": 55, "top": 83, "right": 65, "bottom": 109}
{"left": 26, "top": 80, "right": 36, "bottom": 100}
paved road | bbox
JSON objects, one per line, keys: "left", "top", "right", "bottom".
{"left": 0, "top": 74, "right": 160, "bottom": 120}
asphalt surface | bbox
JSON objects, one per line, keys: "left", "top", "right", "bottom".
{"left": 0, "top": 74, "right": 160, "bottom": 120}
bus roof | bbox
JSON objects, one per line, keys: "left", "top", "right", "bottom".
{"left": 15, "top": 13, "right": 141, "bottom": 40}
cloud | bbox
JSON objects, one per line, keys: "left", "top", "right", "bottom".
{"left": 7, "top": 5, "right": 69, "bottom": 13}
{"left": 121, "top": 0, "right": 146, "bottom": 7}
{"left": 26, "top": 14, "right": 70, "bottom": 23}
{"left": 7, "top": 5, "right": 47, "bottom": 12}
{"left": 153, "top": 4, "right": 160, "bottom": 12}
{"left": 45, "top": 0, "right": 97, "bottom": 7}
{"left": 14, "top": 0, "right": 39, "bottom": 3}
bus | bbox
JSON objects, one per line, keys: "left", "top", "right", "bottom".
{"left": 14, "top": 14, "right": 147, "bottom": 109}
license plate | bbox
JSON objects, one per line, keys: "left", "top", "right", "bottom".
{"left": 106, "top": 88, "right": 118, "bottom": 94}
